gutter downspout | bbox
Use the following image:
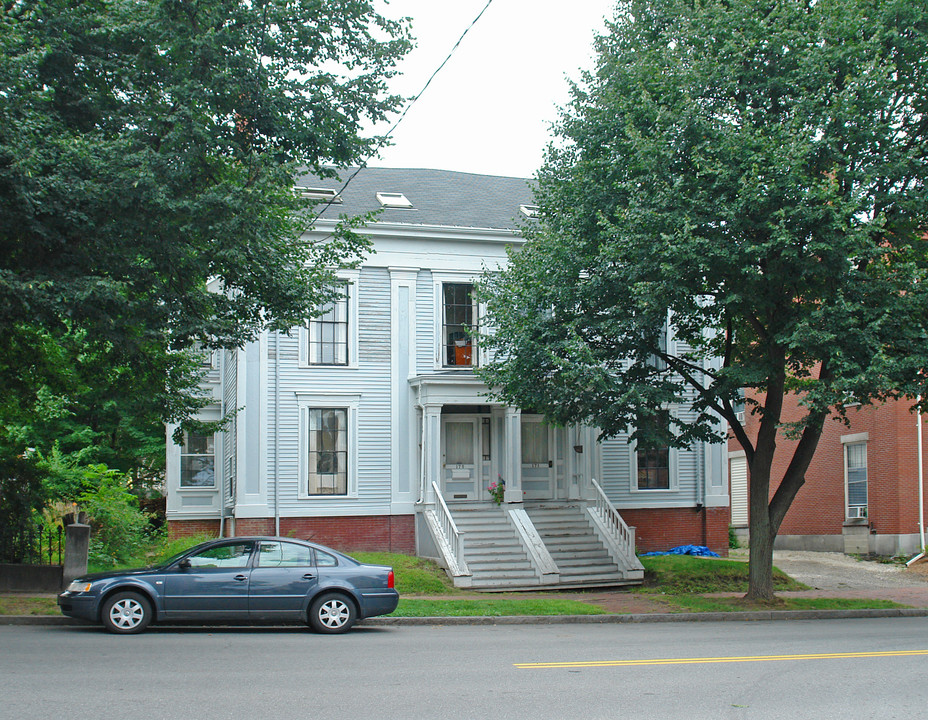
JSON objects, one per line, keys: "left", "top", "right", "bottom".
{"left": 274, "top": 332, "right": 281, "bottom": 537}
{"left": 218, "top": 348, "right": 226, "bottom": 538}
{"left": 907, "top": 397, "right": 925, "bottom": 566}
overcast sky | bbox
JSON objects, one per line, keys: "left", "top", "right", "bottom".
{"left": 369, "top": 0, "right": 616, "bottom": 179}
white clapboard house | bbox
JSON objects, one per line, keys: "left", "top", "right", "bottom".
{"left": 165, "top": 167, "right": 730, "bottom": 589}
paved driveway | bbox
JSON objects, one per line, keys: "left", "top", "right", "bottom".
{"left": 770, "top": 550, "right": 928, "bottom": 590}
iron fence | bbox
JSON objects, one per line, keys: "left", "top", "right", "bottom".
{"left": 0, "top": 525, "right": 63, "bottom": 566}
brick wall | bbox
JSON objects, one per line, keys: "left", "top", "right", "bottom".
{"left": 620, "top": 506, "right": 729, "bottom": 556}
{"left": 737, "top": 391, "right": 927, "bottom": 539}
{"left": 167, "top": 515, "right": 416, "bottom": 554}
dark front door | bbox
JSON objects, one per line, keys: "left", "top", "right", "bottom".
{"left": 162, "top": 541, "right": 254, "bottom": 619}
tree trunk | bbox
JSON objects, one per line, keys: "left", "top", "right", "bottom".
{"left": 745, "top": 455, "right": 776, "bottom": 601}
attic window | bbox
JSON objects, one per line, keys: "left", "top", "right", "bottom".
{"left": 295, "top": 186, "right": 342, "bottom": 203}
{"left": 376, "top": 191, "right": 413, "bottom": 209}
{"left": 520, "top": 204, "right": 540, "bottom": 218}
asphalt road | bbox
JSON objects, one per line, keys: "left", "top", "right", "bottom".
{"left": 4, "top": 617, "right": 927, "bottom": 719}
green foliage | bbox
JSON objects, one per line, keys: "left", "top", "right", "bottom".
{"left": 0, "top": 0, "right": 411, "bottom": 508}
{"left": 79, "top": 465, "right": 153, "bottom": 568}
{"left": 639, "top": 555, "right": 805, "bottom": 594}
{"left": 351, "top": 552, "right": 457, "bottom": 595}
{"left": 151, "top": 533, "right": 215, "bottom": 565}
{"left": 729, "top": 526, "right": 740, "bottom": 550}
{"left": 479, "top": 0, "right": 928, "bottom": 600}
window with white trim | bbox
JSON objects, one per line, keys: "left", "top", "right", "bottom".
{"left": 180, "top": 431, "right": 216, "bottom": 488}
{"left": 631, "top": 410, "right": 677, "bottom": 491}
{"left": 308, "top": 283, "right": 349, "bottom": 366}
{"left": 441, "top": 282, "right": 477, "bottom": 368}
{"left": 845, "top": 441, "right": 868, "bottom": 519}
{"left": 306, "top": 408, "right": 349, "bottom": 495}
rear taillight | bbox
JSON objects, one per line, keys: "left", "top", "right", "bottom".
{"left": 387, "top": 569, "right": 395, "bottom": 589}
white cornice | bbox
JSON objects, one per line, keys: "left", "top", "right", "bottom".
{"left": 307, "top": 219, "right": 525, "bottom": 245}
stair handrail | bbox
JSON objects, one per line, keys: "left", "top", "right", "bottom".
{"left": 590, "top": 477, "right": 635, "bottom": 556}
{"left": 431, "top": 481, "right": 466, "bottom": 572}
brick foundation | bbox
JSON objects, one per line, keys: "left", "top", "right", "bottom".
{"left": 168, "top": 515, "right": 416, "bottom": 555}
{"left": 619, "top": 506, "right": 730, "bottom": 557}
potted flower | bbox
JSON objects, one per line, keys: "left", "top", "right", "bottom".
{"left": 487, "top": 477, "right": 505, "bottom": 505}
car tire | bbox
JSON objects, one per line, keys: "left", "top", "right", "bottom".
{"left": 308, "top": 592, "right": 357, "bottom": 634}
{"left": 101, "top": 591, "right": 153, "bottom": 634}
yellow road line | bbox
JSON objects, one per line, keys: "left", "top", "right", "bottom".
{"left": 515, "top": 649, "right": 928, "bottom": 669}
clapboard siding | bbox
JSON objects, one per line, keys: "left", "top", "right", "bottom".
{"left": 271, "top": 266, "right": 394, "bottom": 513}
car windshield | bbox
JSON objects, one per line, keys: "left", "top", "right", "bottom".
{"left": 156, "top": 542, "right": 213, "bottom": 569}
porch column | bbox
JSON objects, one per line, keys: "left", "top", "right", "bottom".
{"left": 503, "top": 406, "right": 523, "bottom": 503}
{"left": 422, "top": 403, "right": 443, "bottom": 504}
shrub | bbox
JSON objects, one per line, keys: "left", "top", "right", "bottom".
{"left": 79, "top": 465, "right": 152, "bottom": 568}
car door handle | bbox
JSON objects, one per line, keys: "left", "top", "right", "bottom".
{"left": 234, "top": 574, "right": 248, "bottom": 582}
{"left": 302, "top": 573, "right": 316, "bottom": 580}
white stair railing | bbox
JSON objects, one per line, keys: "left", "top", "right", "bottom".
{"left": 430, "top": 481, "right": 468, "bottom": 576}
{"left": 590, "top": 477, "right": 635, "bottom": 557}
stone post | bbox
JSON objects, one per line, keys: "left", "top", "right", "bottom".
{"left": 63, "top": 524, "right": 90, "bottom": 586}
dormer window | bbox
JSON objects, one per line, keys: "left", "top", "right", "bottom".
{"left": 376, "top": 191, "right": 413, "bottom": 209}
{"left": 520, "top": 204, "right": 540, "bottom": 218}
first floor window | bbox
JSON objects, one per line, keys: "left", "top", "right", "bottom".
{"left": 637, "top": 446, "right": 670, "bottom": 490}
{"left": 636, "top": 410, "right": 672, "bottom": 490}
{"left": 845, "top": 442, "right": 868, "bottom": 518}
{"left": 181, "top": 432, "right": 215, "bottom": 488}
{"left": 307, "top": 408, "right": 348, "bottom": 495}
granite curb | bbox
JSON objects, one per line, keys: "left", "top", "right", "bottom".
{"left": 4, "top": 607, "right": 928, "bottom": 628}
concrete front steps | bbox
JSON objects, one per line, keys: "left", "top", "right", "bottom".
{"left": 443, "top": 501, "right": 643, "bottom": 591}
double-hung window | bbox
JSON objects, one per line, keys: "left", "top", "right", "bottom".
{"left": 308, "top": 283, "right": 349, "bottom": 366}
{"left": 844, "top": 439, "right": 868, "bottom": 519}
{"left": 180, "top": 431, "right": 216, "bottom": 488}
{"left": 632, "top": 410, "right": 676, "bottom": 491}
{"left": 441, "top": 282, "right": 478, "bottom": 367}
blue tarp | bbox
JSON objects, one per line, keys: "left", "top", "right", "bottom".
{"left": 641, "top": 545, "right": 720, "bottom": 557}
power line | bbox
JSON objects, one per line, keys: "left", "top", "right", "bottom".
{"left": 311, "top": 0, "right": 496, "bottom": 222}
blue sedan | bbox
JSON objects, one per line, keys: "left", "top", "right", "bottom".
{"left": 57, "top": 537, "right": 399, "bottom": 634}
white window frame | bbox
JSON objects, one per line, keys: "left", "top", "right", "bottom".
{"left": 842, "top": 433, "right": 869, "bottom": 519}
{"left": 297, "top": 394, "right": 360, "bottom": 500}
{"left": 628, "top": 409, "right": 680, "bottom": 493}
{"left": 433, "top": 273, "right": 482, "bottom": 370}
{"left": 299, "top": 269, "right": 360, "bottom": 369}
{"left": 179, "top": 429, "right": 218, "bottom": 491}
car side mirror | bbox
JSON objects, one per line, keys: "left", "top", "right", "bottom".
{"left": 178, "top": 558, "right": 192, "bottom": 570}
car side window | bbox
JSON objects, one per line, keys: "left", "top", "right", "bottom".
{"left": 314, "top": 549, "right": 339, "bottom": 567}
{"left": 187, "top": 543, "right": 252, "bottom": 569}
{"left": 257, "top": 541, "right": 314, "bottom": 568}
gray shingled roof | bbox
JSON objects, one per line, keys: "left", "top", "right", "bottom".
{"left": 297, "top": 167, "right": 535, "bottom": 231}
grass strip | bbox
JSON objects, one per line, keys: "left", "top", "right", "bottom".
{"left": 664, "top": 595, "right": 907, "bottom": 613}
{"left": 389, "top": 597, "right": 608, "bottom": 617}
{"left": 0, "top": 596, "right": 59, "bottom": 615}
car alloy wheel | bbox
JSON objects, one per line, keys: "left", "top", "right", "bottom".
{"left": 102, "top": 591, "right": 152, "bottom": 634}
{"left": 309, "top": 593, "right": 356, "bottom": 633}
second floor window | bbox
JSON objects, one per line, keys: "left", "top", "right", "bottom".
{"left": 309, "top": 284, "right": 349, "bottom": 365}
{"left": 443, "top": 282, "right": 477, "bottom": 367}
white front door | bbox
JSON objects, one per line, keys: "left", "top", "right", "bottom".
{"left": 441, "top": 417, "right": 480, "bottom": 501}
{"left": 521, "top": 416, "right": 555, "bottom": 500}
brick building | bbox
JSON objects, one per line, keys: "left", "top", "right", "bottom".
{"left": 730, "top": 394, "right": 927, "bottom": 556}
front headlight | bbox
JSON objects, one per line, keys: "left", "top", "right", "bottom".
{"left": 66, "top": 580, "right": 94, "bottom": 593}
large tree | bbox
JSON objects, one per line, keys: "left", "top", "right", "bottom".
{"left": 480, "top": 0, "right": 928, "bottom": 600}
{"left": 0, "top": 0, "right": 410, "bottom": 518}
